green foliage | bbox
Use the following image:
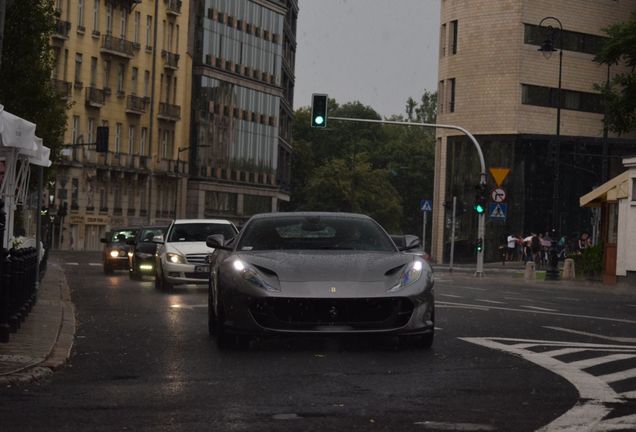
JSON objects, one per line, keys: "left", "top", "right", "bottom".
{"left": 0, "top": 0, "right": 67, "bottom": 162}
{"left": 580, "top": 244, "right": 604, "bottom": 276}
{"left": 290, "top": 93, "right": 436, "bottom": 236}
{"left": 595, "top": 12, "right": 636, "bottom": 135}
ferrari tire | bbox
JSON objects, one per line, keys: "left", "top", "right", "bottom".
{"left": 214, "top": 298, "right": 234, "bottom": 349}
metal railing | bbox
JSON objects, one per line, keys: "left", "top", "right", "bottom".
{"left": 101, "top": 34, "right": 135, "bottom": 58}
{"left": 85, "top": 86, "right": 106, "bottom": 106}
{"left": 161, "top": 50, "right": 180, "bottom": 69}
{"left": 52, "top": 79, "right": 72, "bottom": 99}
{"left": 126, "top": 95, "right": 146, "bottom": 113}
{"left": 53, "top": 19, "right": 71, "bottom": 38}
{"left": 158, "top": 102, "right": 181, "bottom": 120}
{"left": 166, "top": 0, "right": 182, "bottom": 15}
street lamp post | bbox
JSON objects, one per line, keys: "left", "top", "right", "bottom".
{"left": 538, "top": 16, "right": 563, "bottom": 281}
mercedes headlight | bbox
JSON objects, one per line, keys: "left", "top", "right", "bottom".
{"left": 389, "top": 259, "right": 424, "bottom": 292}
{"left": 232, "top": 259, "right": 279, "bottom": 292}
{"left": 167, "top": 253, "right": 186, "bottom": 264}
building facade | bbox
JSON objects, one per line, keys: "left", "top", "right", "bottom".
{"left": 186, "top": 0, "right": 297, "bottom": 223}
{"left": 52, "top": 0, "right": 191, "bottom": 250}
{"left": 433, "top": 0, "right": 636, "bottom": 263}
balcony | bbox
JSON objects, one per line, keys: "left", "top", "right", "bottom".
{"left": 158, "top": 102, "right": 181, "bottom": 121}
{"left": 126, "top": 95, "right": 146, "bottom": 114}
{"left": 52, "top": 19, "right": 71, "bottom": 41}
{"left": 166, "top": 0, "right": 182, "bottom": 16}
{"left": 85, "top": 87, "right": 105, "bottom": 107}
{"left": 101, "top": 34, "right": 135, "bottom": 59}
{"left": 52, "top": 79, "right": 72, "bottom": 99}
{"left": 161, "top": 50, "right": 180, "bottom": 70}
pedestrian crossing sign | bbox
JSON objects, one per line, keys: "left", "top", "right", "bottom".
{"left": 488, "top": 203, "right": 507, "bottom": 220}
{"left": 420, "top": 199, "right": 433, "bottom": 212}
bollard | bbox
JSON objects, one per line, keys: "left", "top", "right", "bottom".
{"left": 562, "top": 258, "right": 576, "bottom": 280}
{"left": 524, "top": 261, "right": 536, "bottom": 280}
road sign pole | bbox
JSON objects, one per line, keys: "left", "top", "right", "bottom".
{"left": 422, "top": 211, "right": 427, "bottom": 254}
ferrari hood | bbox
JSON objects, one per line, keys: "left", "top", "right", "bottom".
{"left": 237, "top": 250, "right": 413, "bottom": 283}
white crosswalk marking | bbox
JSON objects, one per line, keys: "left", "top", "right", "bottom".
{"left": 569, "top": 353, "right": 636, "bottom": 369}
{"left": 461, "top": 336, "right": 636, "bottom": 432}
{"left": 66, "top": 262, "right": 79, "bottom": 266}
{"left": 521, "top": 305, "right": 558, "bottom": 312}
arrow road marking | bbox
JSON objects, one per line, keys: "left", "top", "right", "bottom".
{"left": 461, "top": 337, "right": 636, "bottom": 431}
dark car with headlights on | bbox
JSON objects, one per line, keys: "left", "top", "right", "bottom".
{"left": 206, "top": 212, "right": 434, "bottom": 349}
{"left": 127, "top": 225, "right": 167, "bottom": 280}
{"left": 101, "top": 228, "right": 139, "bottom": 274}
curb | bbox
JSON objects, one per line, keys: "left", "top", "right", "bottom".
{"left": 0, "top": 264, "right": 76, "bottom": 386}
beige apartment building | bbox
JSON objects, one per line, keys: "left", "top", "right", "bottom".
{"left": 52, "top": 0, "right": 191, "bottom": 250}
{"left": 433, "top": 0, "right": 636, "bottom": 263}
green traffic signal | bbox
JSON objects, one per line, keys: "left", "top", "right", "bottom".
{"left": 311, "top": 93, "right": 328, "bottom": 128}
{"left": 475, "top": 238, "right": 483, "bottom": 253}
{"left": 474, "top": 202, "right": 486, "bottom": 214}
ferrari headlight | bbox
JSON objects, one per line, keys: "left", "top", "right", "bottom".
{"left": 390, "top": 260, "right": 424, "bottom": 292}
{"left": 167, "top": 253, "right": 186, "bottom": 264}
{"left": 232, "top": 259, "right": 279, "bottom": 292}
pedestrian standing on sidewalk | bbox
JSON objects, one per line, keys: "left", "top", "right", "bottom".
{"left": 506, "top": 233, "right": 519, "bottom": 262}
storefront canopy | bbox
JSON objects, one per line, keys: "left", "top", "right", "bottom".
{"left": 580, "top": 170, "right": 630, "bottom": 208}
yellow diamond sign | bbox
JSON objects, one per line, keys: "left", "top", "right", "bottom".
{"left": 489, "top": 168, "right": 510, "bottom": 187}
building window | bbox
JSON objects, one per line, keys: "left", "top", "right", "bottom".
{"left": 77, "top": 0, "right": 85, "bottom": 28}
{"left": 72, "top": 115, "right": 80, "bottom": 144}
{"left": 92, "top": 0, "right": 99, "bottom": 33}
{"left": 117, "top": 63, "right": 125, "bottom": 94}
{"left": 146, "top": 15, "right": 152, "bottom": 49}
{"left": 449, "top": 20, "right": 458, "bottom": 55}
{"left": 128, "top": 125, "right": 135, "bottom": 154}
{"left": 120, "top": 8, "right": 127, "bottom": 39}
{"left": 140, "top": 127, "right": 147, "bottom": 155}
{"left": 438, "top": 80, "right": 444, "bottom": 114}
{"left": 106, "top": 3, "right": 113, "bottom": 35}
{"left": 90, "top": 56, "right": 97, "bottom": 86}
{"left": 161, "top": 129, "right": 169, "bottom": 158}
{"left": 134, "top": 11, "right": 140, "bottom": 44}
{"left": 204, "top": 191, "right": 237, "bottom": 216}
{"left": 448, "top": 78, "right": 456, "bottom": 113}
{"left": 87, "top": 118, "right": 94, "bottom": 145}
{"left": 144, "top": 70, "right": 150, "bottom": 97}
{"left": 440, "top": 23, "right": 446, "bottom": 57}
{"left": 244, "top": 195, "right": 271, "bottom": 215}
{"left": 71, "top": 178, "right": 79, "bottom": 210}
{"left": 74, "top": 53, "right": 82, "bottom": 84}
{"left": 524, "top": 24, "right": 607, "bottom": 56}
{"left": 131, "top": 67, "right": 138, "bottom": 95}
{"left": 115, "top": 123, "right": 122, "bottom": 153}
{"left": 99, "top": 188, "right": 107, "bottom": 211}
{"left": 103, "top": 60, "right": 111, "bottom": 89}
{"left": 521, "top": 84, "right": 603, "bottom": 114}
{"left": 113, "top": 184, "right": 122, "bottom": 213}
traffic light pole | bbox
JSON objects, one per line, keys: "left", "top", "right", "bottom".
{"left": 329, "top": 116, "right": 487, "bottom": 276}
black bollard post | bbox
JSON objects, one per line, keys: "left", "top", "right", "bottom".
{"left": 545, "top": 239, "right": 561, "bottom": 281}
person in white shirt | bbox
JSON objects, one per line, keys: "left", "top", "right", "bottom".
{"left": 506, "top": 234, "right": 519, "bottom": 261}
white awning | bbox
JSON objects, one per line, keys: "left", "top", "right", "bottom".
{"left": 580, "top": 170, "right": 630, "bottom": 207}
{"left": 0, "top": 104, "right": 37, "bottom": 151}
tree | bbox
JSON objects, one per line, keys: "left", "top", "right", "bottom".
{"left": 0, "top": 0, "right": 66, "bottom": 161}
{"left": 595, "top": 12, "right": 636, "bottom": 134}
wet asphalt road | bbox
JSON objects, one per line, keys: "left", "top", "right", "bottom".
{"left": 1, "top": 251, "right": 636, "bottom": 432}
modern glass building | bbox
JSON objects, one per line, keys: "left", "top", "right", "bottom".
{"left": 187, "top": 0, "right": 297, "bottom": 222}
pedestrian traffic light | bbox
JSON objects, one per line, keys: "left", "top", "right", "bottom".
{"left": 96, "top": 126, "right": 109, "bottom": 152}
{"left": 473, "top": 183, "right": 488, "bottom": 214}
{"left": 311, "top": 93, "right": 328, "bottom": 128}
{"left": 475, "top": 237, "right": 483, "bottom": 253}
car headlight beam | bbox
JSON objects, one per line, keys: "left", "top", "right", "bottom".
{"left": 232, "top": 259, "right": 279, "bottom": 292}
{"left": 389, "top": 259, "right": 424, "bottom": 292}
{"left": 167, "top": 253, "right": 186, "bottom": 264}
{"left": 110, "top": 250, "right": 120, "bottom": 258}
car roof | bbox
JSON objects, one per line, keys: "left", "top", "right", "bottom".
{"left": 248, "top": 212, "right": 373, "bottom": 220}
{"left": 172, "top": 219, "right": 234, "bottom": 224}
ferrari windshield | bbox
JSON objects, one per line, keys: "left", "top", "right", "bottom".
{"left": 237, "top": 215, "right": 396, "bottom": 252}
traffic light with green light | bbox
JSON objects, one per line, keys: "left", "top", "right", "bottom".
{"left": 311, "top": 93, "right": 328, "bottom": 128}
{"left": 473, "top": 183, "right": 488, "bottom": 214}
{"left": 475, "top": 237, "right": 483, "bottom": 253}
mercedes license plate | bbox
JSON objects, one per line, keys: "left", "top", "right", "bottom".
{"left": 195, "top": 265, "right": 209, "bottom": 273}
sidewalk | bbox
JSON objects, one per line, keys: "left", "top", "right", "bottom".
{"left": 0, "top": 260, "right": 75, "bottom": 386}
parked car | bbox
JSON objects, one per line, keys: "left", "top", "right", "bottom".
{"left": 205, "top": 212, "right": 435, "bottom": 349}
{"left": 101, "top": 227, "right": 139, "bottom": 274}
{"left": 127, "top": 225, "right": 168, "bottom": 280}
{"left": 154, "top": 219, "right": 238, "bottom": 290}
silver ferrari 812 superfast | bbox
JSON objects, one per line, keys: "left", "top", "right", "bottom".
{"left": 206, "top": 212, "right": 435, "bottom": 349}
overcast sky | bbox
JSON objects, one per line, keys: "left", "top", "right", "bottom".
{"left": 293, "top": 0, "right": 441, "bottom": 117}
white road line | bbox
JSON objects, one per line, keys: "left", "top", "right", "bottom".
{"left": 66, "top": 262, "right": 79, "bottom": 266}
{"left": 459, "top": 286, "right": 487, "bottom": 291}
{"left": 543, "top": 348, "right": 589, "bottom": 358}
{"left": 521, "top": 305, "right": 558, "bottom": 312}
{"left": 544, "top": 326, "right": 636, "bottom": 344}
{"left": 503, "top": 297, "right": 535, "bottom": 302}
{"left": 554, "top": 297, "right": 580, "bottom": 302}
{"left": 621, "top": 391, "right": 636, "bottom": 399}
{"left": 414, "top": 421, "right": 496, "bottom": 431}
{"left": 597, "top": 367, "right": 636, "bottom": 384}
{"left": 569, "top": 354, "right": 636, "bottom": 369}
{"left": 475, "top": 299, "right": 506, "bottom": 304}
{"left": 436, "top": 301, "right": 636, "bottom": 325}
{"left": 89, "top": 263, "right": 101, "bottom": 266}
{"left": 439, "top": 293, "right": 463, "bottom": 298}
